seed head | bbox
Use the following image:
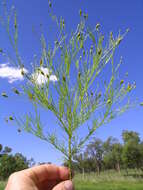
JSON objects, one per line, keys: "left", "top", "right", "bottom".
{"left": 120, "top": 80, "right": 124, "bottom": 85}
{"left": 97, "top": 48, "right": 102, "bottom": 55}
{"left": 28, "top": 93, "right": 33, "bottom": 100}
{"left": 12, "top": 88, "right": 20, "bottom": 95}
{"left": 83, "top": 13, "right": 88, "bottom": 20}
{"left": 55, "top": 40, "right": 59, "bottom": 46}
{"left": 116, "top": 37, "right": 122, "bottom": 46}
{"left": 79, "top": 9, "right": 82, "bottom": 16}
{"left": 96, "top": 23, "right": 100, "bottom": 31}
{"left": 83, "top": 50, "right": 85, "bottom": 56}
{"left": 48, "top": 1, "right": 52, "bottom": 7}
{"left": 63, "top": 75, "right": 66, "bottom": 82}
{"left": 18, "top": 129, "right": 21, "bottom": 133}
{"left": 78, "top": 71, "right": 81, "bottom": 78}
{"left": 90, "top": 45, "right": 93, "bottom": 54}
{"left": 63, "top": 20, "right": 65, "bottom": 28}
{"left": 1, "top": 92, "right": 8, "bottom": 98}
{"left": 40, "top": 59, "right": 43, "bottom": 66}
{"left": 9, "top": 116, "right": 14, "bottom": 121}
{"left": 107, "top": 99, "right": 112, "bottom": 105}
{"left": 40, "top": 70, "right": 45, "bottom": 75}
{"left": 14, "top": 23, "right": 17, "bottom": 29}
{"left": 98, "top": 92, "right": 102, "bottom": 98}
{"left": 21, "top": 69, "right": 25, "bottom": 76}
{"left": 77, "top": 32, "right": 81, "bottom": 40}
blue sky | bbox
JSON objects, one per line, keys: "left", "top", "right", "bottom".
{"left": 0, "top": 0, "right": 143, "bottom": 165}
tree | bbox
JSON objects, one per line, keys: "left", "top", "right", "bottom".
{"left": 122, "top": 130, "right": 140, "bottom": 144}
{"left": 122, "top": 141, "right": 141, "bottom": 170}
{"left": 0, "top": 144, "right": 12, "bottom": 157}
{"left": 14, "top": 153, "right": 29, "bottom": 171}
{"left": 3, "top": 146, "right": 12, "bottom": 154}
{"left": 103, "top": 137, "right": 117, "bottom": 170}
{"left": 73, "top": 152, "right": 88, "bottom": 179}
{"left": 86, "top": 138, "right": 104, "bottom": 175}
{"left": 0, "top": 2, "right": 136, "bottom": 177}
{"left": 103, "top": 137, "right": 122, "bottom": 172}
{"left": 0, "top": 144, "right": 3, "bottom": 158}
{"left": 0, "top": 144, "right": 2, "bottom": 152}
{"left": 0, "top": 154, "right": 16, "bottom": 180}
{"left": 111, "top": 142, "right": 123, "bottom": 173}
{"left": 0, "top": 151, "right": 29, "bottom": 180}
{"left": 122, "top": 131, "right": 141, "bottom": 172}
{"left": 138, "top": 141, "right": 143, "bottom": 170}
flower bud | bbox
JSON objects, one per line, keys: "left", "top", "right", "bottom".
{"left": 40, "top": 59, "right": 43, "bottom": 66}
{"left": 18, "top": 129, "right": 21, "bottom": 133}
{"left": 12, "top": 88, "right": 20, "bottom": 95}
{"left": 116, "top": 37, "right": 122, "bottom": 46}
{"left": 96, "top": 23, "right": 100, "bottom": 31}
{"left": 79, "top": 9, "right": 82, "bottom": 16}
{"left": 78, "top": 71, "right": 81, "bottom": 78}
{"left": 120, "top": 80, "right": 124, "bottom": 85}
{"left": 9, "top": 116, "right": 14, "bottom": 121}
{"left": 49, "top": 1, "right": 52, "bottom": 7}
{"left": 97, "top": 48, "right": 102, "bottom": 55}
{"left": 21, "top": 69, "right": 25, "bottom": 76}
{"left": 28, "top": 93, "right": 33, "bottom": 100}
{"left": 127, "top": 83, "right": 132, "bottom": 92}
{"left": 40, "top": 70, "right": 45, "bottom": 75}
{"left": 1, "top": 92, "right": 8, "bottom": 98}
{"left": 98, "top": 92, "right": 102, "bottom": 98}
{"left": 63, "top": 75, "right": 66, "bottom": 82}
{"left": 77, "top": 32, "right": 81, "bottom": 40}
{"left": 107, "top": 99, "right": 112, "bottom": 105}
{"left": 83, "top": 13, "right": 88, "bottom": 20}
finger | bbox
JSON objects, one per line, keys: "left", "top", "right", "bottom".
{"left": 52, "top": 180, "right": 74, "bottom": 190}
{"left": 38, "top": 179, "right": 58, "bottom": 190}
{"left": 23, "top": 164, "right": 70, "bottom": 183}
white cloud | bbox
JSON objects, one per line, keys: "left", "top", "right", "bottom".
{"left": 0, "top": 63, "right": 28, "bottom": 83}
{"left": 49, "top": 75, "right": 58, "bottom": 82}
{"left": 0, "top": 64, "right": 57, "bottom": 85}
{"left": 32, "top": 67, "right": 58, "bottom": 85}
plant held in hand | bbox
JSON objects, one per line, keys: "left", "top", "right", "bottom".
{"left": 0, "top": 2, "right": 136, "bottom": 179}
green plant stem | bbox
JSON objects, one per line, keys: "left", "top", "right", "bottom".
{"left": 68, "top": 135, "right": 72, "bottom": 180}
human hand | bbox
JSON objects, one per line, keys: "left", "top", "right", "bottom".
{"left": 5, "top": 164, "right": 74, "bottom": 190}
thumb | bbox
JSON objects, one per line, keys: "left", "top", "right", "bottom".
{"left": 52, "top": 180, "right": 74, "bottom": 190}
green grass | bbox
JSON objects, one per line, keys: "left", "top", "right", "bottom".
{"left": 75, "top": 181, "right": 143, "bottom": 190}
{"left": 0, "top": 181, "right": 6, "bottom": 190}
{"left": 74, "top": 170, "right": 143, "bottom": 190}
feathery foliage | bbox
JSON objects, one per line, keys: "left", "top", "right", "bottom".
{"left": 0, "top": 1, "right": 136, "bottom": 178}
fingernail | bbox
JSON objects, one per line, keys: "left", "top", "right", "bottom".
{"left": 64, "top": 180, "right": 73, "bottom": 190}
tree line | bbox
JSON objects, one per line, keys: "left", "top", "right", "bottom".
{"left": 1, "top": 130, "right": 143, "bottom": 180}
{"left": 0, "top": 144, "right": 34, "bottom": 180}
{"left": 64, "top": 130, "right": 143, "bottom": 175}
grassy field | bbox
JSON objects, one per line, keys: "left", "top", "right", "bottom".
{"left": 1, "top": 170, "right": 143, "bottom": 190}
{"left": 75, "top": 181, "right": 143, "bottom": 190}
{"left": 74, "top": 170, "right": 143, "bottom": 190}
{"left": 0, "top": 181, "right": 6, "bottom": 190}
